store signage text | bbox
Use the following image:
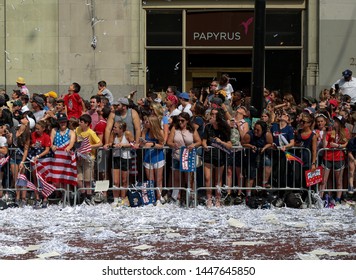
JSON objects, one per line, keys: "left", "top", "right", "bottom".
{"left": 193, "top": 32, "right": 241, "bottom": 41}
{"left": 186, "top": 11, "right": 254, "bottom": 46}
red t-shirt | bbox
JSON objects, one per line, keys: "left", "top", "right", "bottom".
{"left": 64, "top": 92, "right": 83, "bottom": 119}
{"left": 324, "top": 129, "right": 350, "bottom": 161}
{"left": 31, "top": 132, "right": 51, "bottom": 148}
{"left": 94, "top": 119, "right": 107, "bottom": 143}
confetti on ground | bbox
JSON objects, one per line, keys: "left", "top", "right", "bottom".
{"left": 189, "top": 249, "right": 210, "bottom": 256}
{"left": 227, "top": 218, "right": 245, "bottom": 228}
{"left": 132, "top": 244, "right": 154, "bottom": 250}
{"left": 36, "top": 251, "right": 61, "bottom": 259}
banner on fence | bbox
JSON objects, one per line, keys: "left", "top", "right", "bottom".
{"left": 180, "top": 147, "right": 196, "bottom": 172}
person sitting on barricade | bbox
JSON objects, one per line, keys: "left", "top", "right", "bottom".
{"left": 319, "top": 115, "right": 350, "bottom": 206}
{"left": 104, "top": 121, "right": 135, "bottom": 207}
{"left": 202, "top": 107, "right": 232, "bottom": 207}
{"left": 75, "top": 114, "right": 102, "bottom": 205}
{"left": 242, "top": 120, "right": 273, "bottom": 197}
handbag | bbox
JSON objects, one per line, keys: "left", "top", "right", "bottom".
{"left": 127, "top": 183, "right": 144, "bottom": 207}
{"left": 196, "top": 154, "right": 203, "bottom": 167}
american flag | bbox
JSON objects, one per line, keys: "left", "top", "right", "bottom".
{"left": 77, "top": 137, "right": 91, "bottom": 155}
{"left": 50, "top": 150, "right": 77, "bottom": 186}
{"left": 17, "top": 173, "right": 37, "bottom": 191}
{"left": 0, "top": 156, "right": 9, "bottom": 167}
{"left": 36, "top": 171, "right": 56, "bottom": 198}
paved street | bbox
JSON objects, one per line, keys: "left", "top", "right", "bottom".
{"left": 0, "top": 203, "right": 355, "bottom": 260}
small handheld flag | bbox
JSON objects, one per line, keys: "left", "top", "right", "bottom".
{"left": 285, "top": 151, "right": 304, "bottom": 165}
{"left": 17, "top": 173, "right": 37, "bottom": 191}
{"left": 77, "top": 137, "right": 91, "bottom": 154}
{"left": 36, "top": 171, "right": 56, "bottom": 198}
{"left": 0, "top": 156, "right": 10, "bottom": 167}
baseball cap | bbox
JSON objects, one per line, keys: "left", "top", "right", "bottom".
{"left": 333, "top": 115, "right": 346, "bottom": 126}
{"left": 113, "top": 97, "right": 129, "bottom": 106}
{"left": 342, "top": 69, "right": 352, "bottom": 78}
{"left": 303, "top": 96, "right": 317, "bottom": 106}
{"left": 13, "top": 100, "right": 22, "bottom": 107}
{"left": 56, "top": 113, "right": 68, "bottom": 123}
{"left": 329, "top": 99, "right": 338, "bottom": 107}
{"left": 179, "top": 92, "right": 190, "bottom": 100}
{"left": 44, "top": 91, "right": 58, "bottom": 99}
{"left": 31, "top": 95, "right": 45, "bottom": 109}
{"left": 166, "top": 95, "right": 178, "bottom": 105}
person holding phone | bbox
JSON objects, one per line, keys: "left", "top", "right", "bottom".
{"left": 331, "top": 69, "right": 356, "bottom": 102}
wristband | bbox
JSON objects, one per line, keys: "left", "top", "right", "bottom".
{"left": 151, "top": 142, "right": 156, "bottom": 147}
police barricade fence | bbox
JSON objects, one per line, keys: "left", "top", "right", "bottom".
{"left": 3, "top": 145, "right": 346, "bottom": 208}
{"left": 1, "top": 147, "right": 68, "bottom": 207}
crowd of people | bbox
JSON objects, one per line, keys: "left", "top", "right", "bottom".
{"left": 0, "top": 69, "right": 356, "bottom": 209}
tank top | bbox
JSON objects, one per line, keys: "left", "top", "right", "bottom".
{"left": 54, "top": 128, "right": 70, "bottom": 148}
{"left": 173, "top": 129, "right": 194, "bottom": 160}
{"left": 113, "top": 133, "right": 132, "bottom": 159}
{"left": 114, "top": 109, "right": 135, "bottom": 138}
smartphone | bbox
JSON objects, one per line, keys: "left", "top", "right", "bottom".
{"left": 335, "top": 83, "right": 340, "bottom": 91}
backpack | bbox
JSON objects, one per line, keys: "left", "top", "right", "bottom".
{"left": 246, "top": 191, "right": 276, "bottom": 209}
{"left": 284, "top": 192, "right": 304, "bottom": 208}
{"left": 0, "top": 200, "right": 8, "bottom": 210}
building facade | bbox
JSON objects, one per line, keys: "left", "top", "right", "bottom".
{"left": 0, "top": 0, "right": 355, "bottom": 102}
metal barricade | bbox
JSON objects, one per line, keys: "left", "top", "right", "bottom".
{"left": 1, "top": 147, "right": 68, "bottom": 207}
{"left": 4, "top": 144, "right": 353, "bottom": 209}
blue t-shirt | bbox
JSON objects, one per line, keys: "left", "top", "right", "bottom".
{"left": 270, "top": 123, "right": 294, "bottom": 147}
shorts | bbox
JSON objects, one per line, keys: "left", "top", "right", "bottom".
{"left": 203, "top": 151, "right": 227, "bottom": 168}
{"left": 113, "top": 156, "right": 132, "bottom": 171}
{"left": 227, "top": 150, "right": 243, "bottom": 167}
{"left": 143, "top": 159, "right": 165, "bottom": 170}
{"left": 245, "top": 155, "right": 272, "bottom": 179}
{"left": 77, "top": 157, "right": 94, "bottom": 182}
{"left": 10, "top": 152, "right": 24, "bottom": 165}
{"left": 172, "top": 158, "right": 180, "bottom": 170}
{"left": 322, "top": 160, "right": 345, "bottom": 171}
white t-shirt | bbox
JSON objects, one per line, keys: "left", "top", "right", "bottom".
{"left": 332, "top": 77, "right": 356, "bottom": 103}
{"left": 0, "top": 136, "right": 7, "bottom": 147}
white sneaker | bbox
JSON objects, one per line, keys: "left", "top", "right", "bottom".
{"left": 111, "top": 198, "right": 122, "bottom": 208}
{"left": 155, "top": 200, "right": 162, "bottom": 207}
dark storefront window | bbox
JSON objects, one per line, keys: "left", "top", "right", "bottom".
{"left": 146, "top": 9, "right": 302, "bottom": 96}
{"left": 266, "top": 11, "right": 301, "bottom": 46}
{"left": 187, "top": 52, "right": 252, "bottom": 68}
{"left": 146, "top": 10, "right": 182, "bottom": 46}
{"left": 146, "top": 50, "right": 182, "bottom": 92}
{"left": 265, "top": 50, "right": 301, "bottom": 103}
